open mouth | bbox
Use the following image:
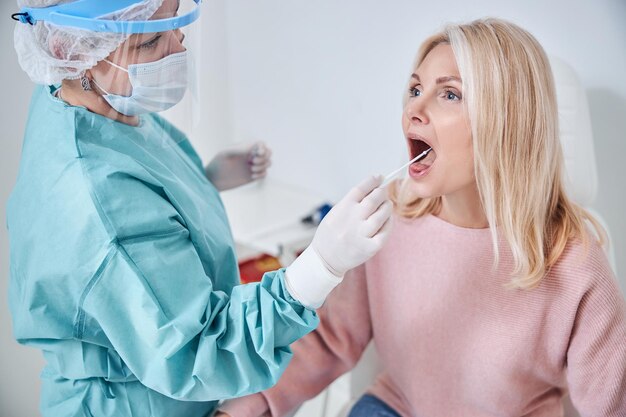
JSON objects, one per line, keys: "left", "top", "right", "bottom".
{"left": 408, "top": 136, "right": 436, "bottom": 176}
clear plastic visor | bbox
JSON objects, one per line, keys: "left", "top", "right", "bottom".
{"left": 87, "top": 0, "right": 200, "bottom": 137}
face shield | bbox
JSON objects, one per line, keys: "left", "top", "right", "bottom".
{"left": 13, "top": 0, "right": 202, "bottom": 136}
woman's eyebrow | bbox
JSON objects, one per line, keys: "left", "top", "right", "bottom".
{"left": 436, "top": 76, "right": 462, "bottom": 84}
{"left": 411, "top": 74, "right": 462, "bottom": 84}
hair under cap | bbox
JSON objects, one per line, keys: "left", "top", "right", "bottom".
{"left": 14, "top": 0, "right": 164, "bottom": 85}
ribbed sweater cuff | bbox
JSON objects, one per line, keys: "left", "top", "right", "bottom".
{"left": 217, "top": 393, "right": 269, "bottom": 417}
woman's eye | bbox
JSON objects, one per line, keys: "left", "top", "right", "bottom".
{"left": 444, "top": 90, "right": 461, "bottom": 101}
{"left": 409, "top": 87, "right": 421, "bottom": 97}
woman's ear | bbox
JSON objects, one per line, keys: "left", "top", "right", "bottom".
{"left": 81, "top": 69, "right": 94, "bottom": 91}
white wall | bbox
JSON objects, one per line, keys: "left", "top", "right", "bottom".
{"left": 0, "top": 2, "right": 41, "bottom": 415}
{"left": 0, "top": 0, "right": 624, "bottom": 415}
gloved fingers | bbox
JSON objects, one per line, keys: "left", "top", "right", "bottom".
{"left": 358, "top": 187, "right": 389, "bottom": 217}
{"left": 247, "top": 143, "right": 272, "bottom": 180}
{"left": 249, "top": 147, "right": 272, "bottom": 179}
{"left": 345, "top": 175, "right": 384, "bottom": 203}
{"left": 250, "top": 159, "right": 271, "bottom": 181}
{"left": 250, "top": 158, "right": 272, "bottom": 173}
{"left": 248, "top": 142, "right": 270, "bottom": 160}
{"left": 363, "top": 200, "right": 393, "bottom": 237}
{"left": 255, "top": 142, "right": 268, "bottom": 155}
{"left": 251, "top": 171, "right": 268, "bottom": 180}
{"left": 249, "top": 148, "right": 272, "bottom": 164}
{"left": 370, "top": 215, "right": 393, "bottom": 247}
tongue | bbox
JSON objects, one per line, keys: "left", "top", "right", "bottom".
{"left": 411, "top": 162, "right": 430, "bottom": 173}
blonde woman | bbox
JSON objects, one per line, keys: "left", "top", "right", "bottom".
{"left": 215, "top": 18, "right": 626, "bottom": 417}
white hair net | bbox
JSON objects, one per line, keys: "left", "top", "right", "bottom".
{"left": 14, "top": 0, "right": 165, "bottom": 85}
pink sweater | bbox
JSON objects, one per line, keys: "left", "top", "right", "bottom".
{"left": 221, "top": 214, "right": 626, "bottom": 417}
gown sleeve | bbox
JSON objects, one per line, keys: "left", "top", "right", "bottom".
{"left": 75, "top": 151, "right": 319, "bottom": 402}
{"left": 219, "top": 264, "right": 373, "bottom": 417}
{"left": 79, "top": 225, "right": 319, "bottom": 401}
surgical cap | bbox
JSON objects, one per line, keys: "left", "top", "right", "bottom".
{"left": 14, "top": 0, "right": 165, "bottom": 85}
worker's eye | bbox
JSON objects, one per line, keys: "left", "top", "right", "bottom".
{"left": 138, "top": 34, "right": 162, "bottom": 49}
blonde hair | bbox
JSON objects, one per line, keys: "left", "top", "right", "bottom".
{"left": 391, "top": 18, "right": 605, "bottom": 289}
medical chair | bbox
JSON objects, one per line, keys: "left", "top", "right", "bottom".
{"left": 291, "top": 56, "right": 617, "bottom": 417}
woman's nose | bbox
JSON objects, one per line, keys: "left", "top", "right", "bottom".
{"left": 405, "top": 97, "right": 429, "bottom": 124}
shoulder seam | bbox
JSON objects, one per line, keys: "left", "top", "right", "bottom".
{"left": 73, "top": 137, "right": 120, "bottom": 243}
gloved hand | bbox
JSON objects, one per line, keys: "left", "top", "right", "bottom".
{"left": 311, "top": 175, "right": 393, "bottom": 276}
{"left": 285, "top": 175, "right": 393, "bottom": 309}
{"left": 205, "top": 142, "right": 272, "bottom": 191}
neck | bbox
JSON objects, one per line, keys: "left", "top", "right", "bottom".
{"left": 59, "top": 79, "right": 139, "bottom": 126}
{"left": 437, "top": 183, "right": 488, "bottom": 229}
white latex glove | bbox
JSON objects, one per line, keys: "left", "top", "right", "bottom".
{"left": 205, "top": 142, "right": 272, "bottom": 191}
{"left": 285, "top": 175, "right": 393, "bottom": 309}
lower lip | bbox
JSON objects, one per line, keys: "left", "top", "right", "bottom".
{"left": 408, "top": 162, "right": 433, "bottom": 179}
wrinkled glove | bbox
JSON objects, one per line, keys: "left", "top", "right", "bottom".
{"left": 286, "top": 175, "right": 393, "bottom": 309}
{"left": 205, "top": 142, "right": 272, "bottom": 191}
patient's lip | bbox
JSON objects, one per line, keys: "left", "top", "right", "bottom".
{"left": 410, "top": 161, "right": 432, "bottom": 176}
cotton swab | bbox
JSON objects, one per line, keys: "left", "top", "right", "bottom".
{"left": 381, "top": 147, "right": 432, "bottom": 187}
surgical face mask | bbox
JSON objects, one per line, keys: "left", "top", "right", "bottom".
{"left": 92, "top": 51, "right": 188, "bottom": 116}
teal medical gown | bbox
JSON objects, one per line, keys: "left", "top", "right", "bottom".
{"left": 7, "top": 86, "right": 319, "bottom": 417}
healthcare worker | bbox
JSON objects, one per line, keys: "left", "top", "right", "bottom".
{"left": 6, "top": 1, "right": 393, "bottom": 416}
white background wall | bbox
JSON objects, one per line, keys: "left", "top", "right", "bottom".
{"left": 1, "top": 0, "right": 624, "bottom": 415}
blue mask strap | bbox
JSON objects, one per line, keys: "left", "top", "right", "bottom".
{"left": 12, "top": 0, "right": 201, "bottom": 34}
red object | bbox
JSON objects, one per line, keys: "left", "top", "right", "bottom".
{"left": 238, "top": 254, "right": 282, "bottom": 284}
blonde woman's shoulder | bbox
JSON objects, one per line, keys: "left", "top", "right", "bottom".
{"left": 549, "top": 233, "right": 623, "bottom": 299}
